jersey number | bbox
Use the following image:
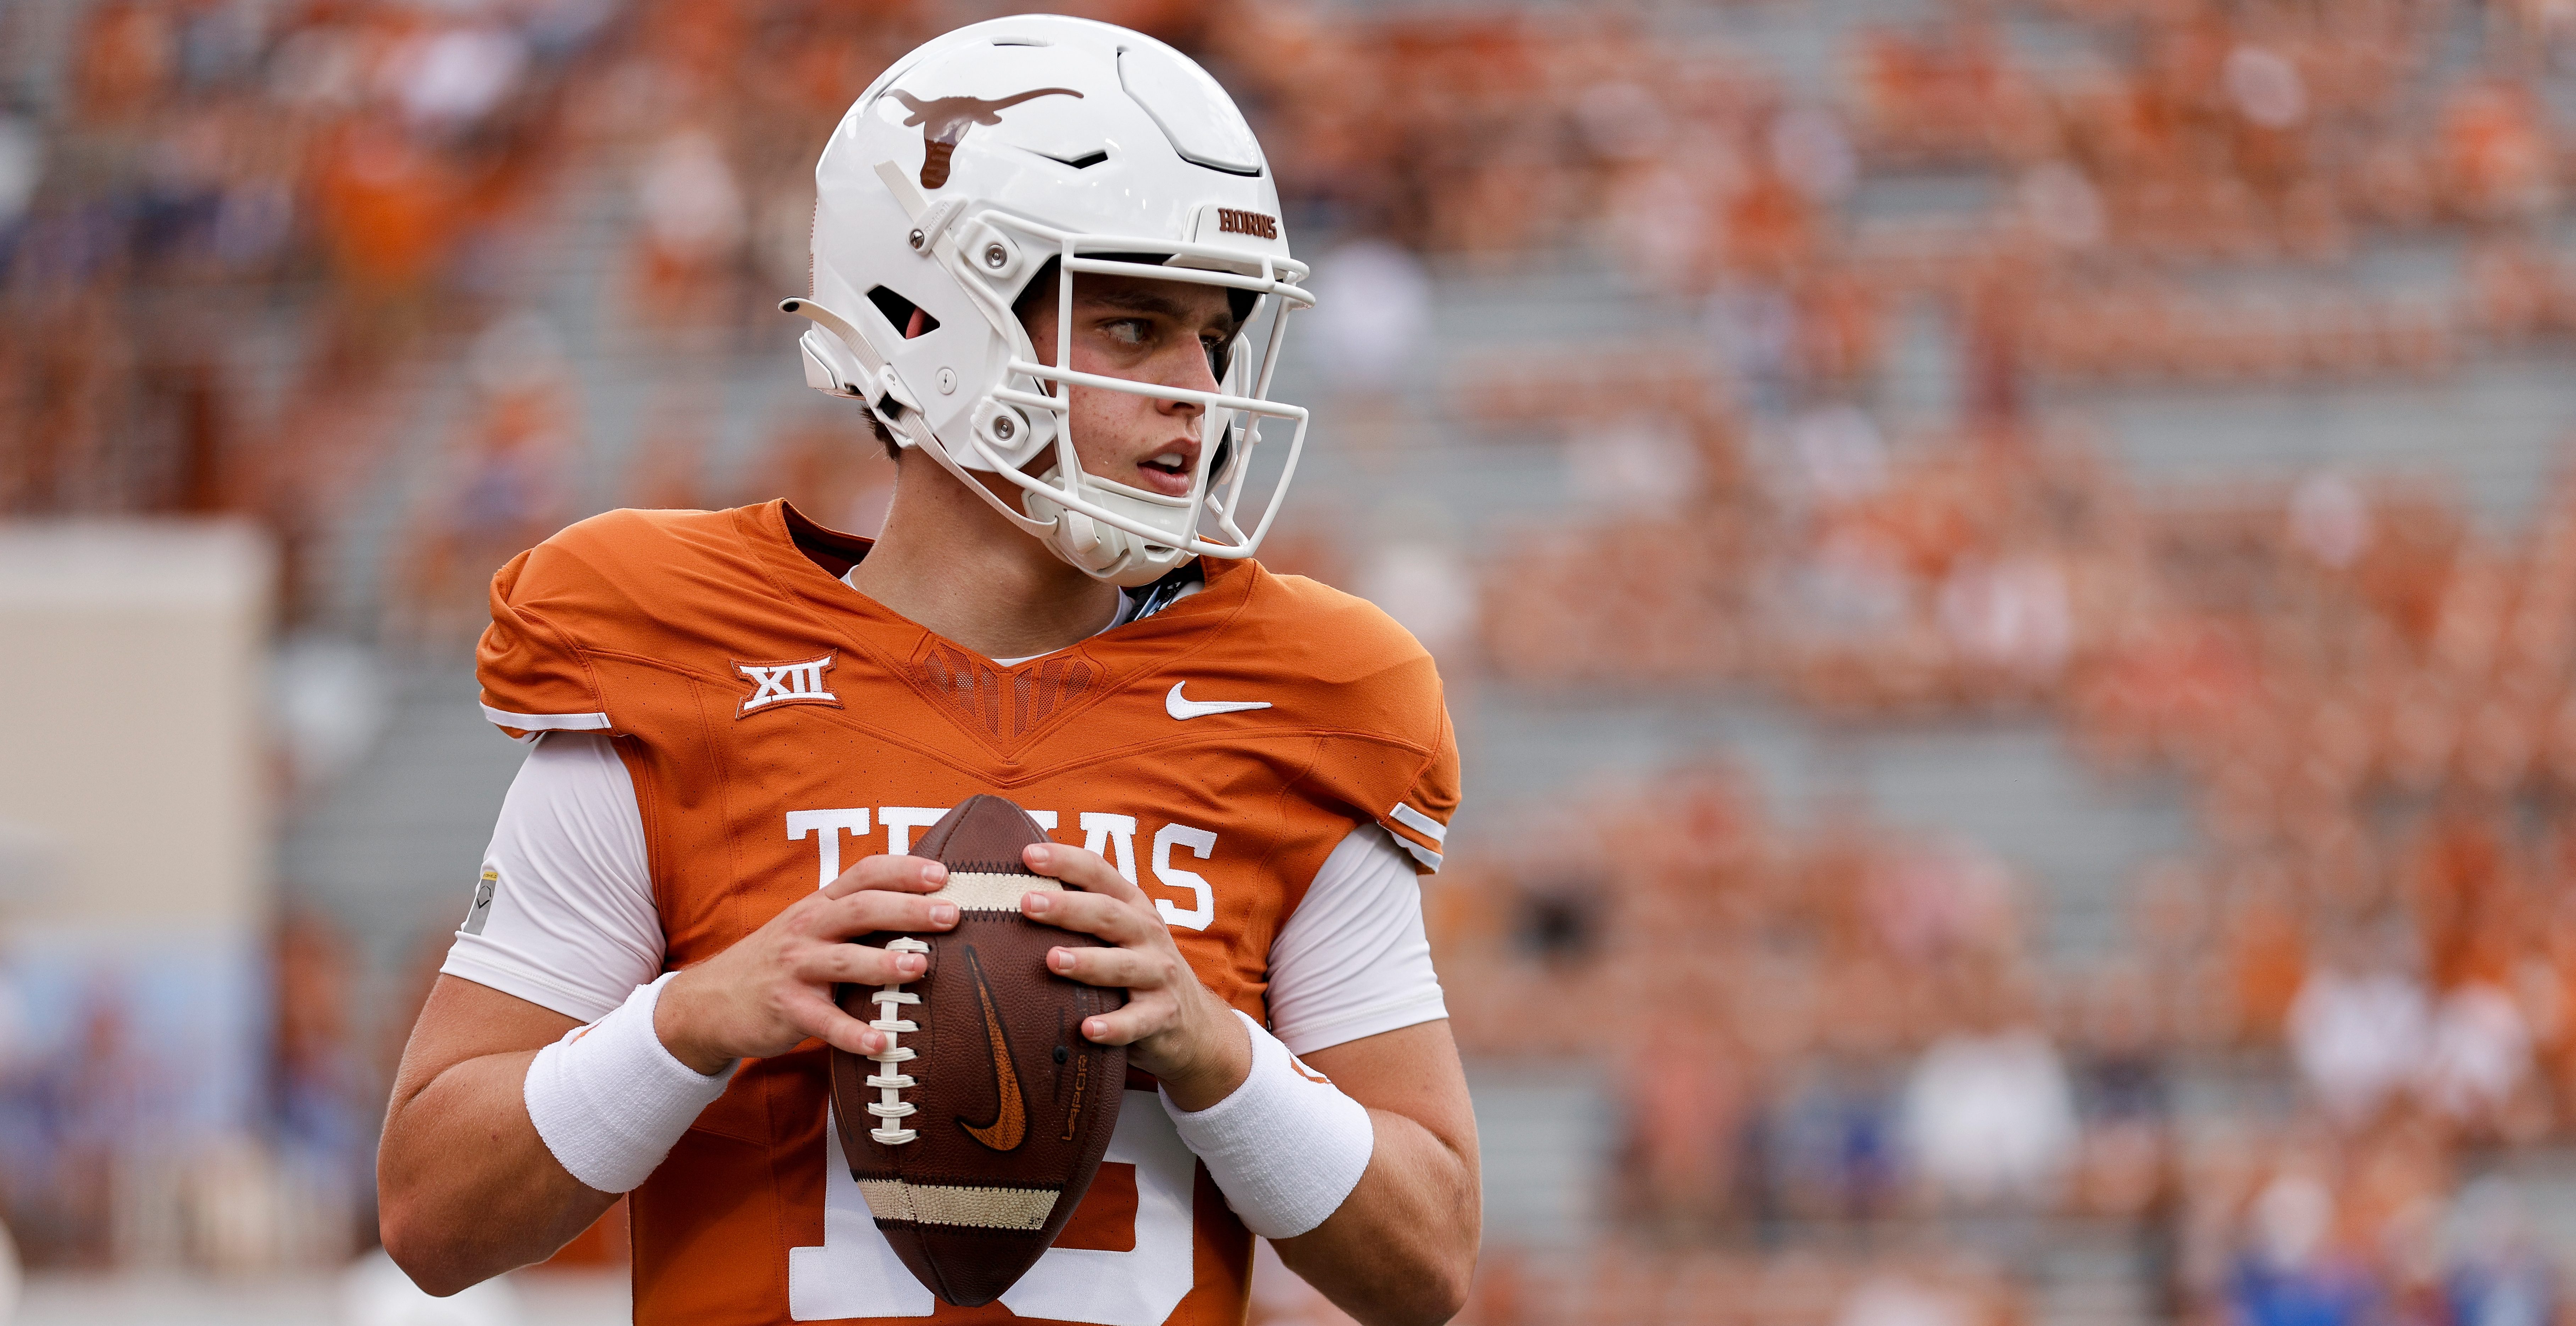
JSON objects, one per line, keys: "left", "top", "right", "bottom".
{"left": 786, "top": 1090, "right": 1197, "bottom": 1324}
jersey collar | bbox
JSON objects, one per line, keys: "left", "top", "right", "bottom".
{"left": 739, "top": 500, "right": 1263, "bottom": 758}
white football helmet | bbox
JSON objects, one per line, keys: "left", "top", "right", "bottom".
{"left": 785, "top": 16, "right": 1314, "bottom": 587}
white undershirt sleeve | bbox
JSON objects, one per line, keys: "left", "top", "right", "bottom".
{"left": 442, "top": 736, "right": 1446, "bottom": 1055}
{"left": 441, "top": 731, "right": 665, "bottom": 1023}
{"left": 1264, "top": 823, "right": 1449, "bottom": 1057}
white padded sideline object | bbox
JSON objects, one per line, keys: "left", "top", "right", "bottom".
{"left": 1162, "top": 1009, "right": 1375, "bottom": 1238}
{"left": 523, "top": 973, "right": 737, "bottom": 1193}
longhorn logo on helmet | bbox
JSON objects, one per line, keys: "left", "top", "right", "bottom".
{"left": 888, "top": 88, "right": 1085, "bottom": 189}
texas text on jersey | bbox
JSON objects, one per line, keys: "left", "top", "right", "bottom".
{"left": 473, "top": 499, "right": 1459, "bottom": 1326}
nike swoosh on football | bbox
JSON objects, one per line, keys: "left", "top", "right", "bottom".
{"left": 1165, "top": 681, "right": 1273, "bottom": 720}
{"left": 958, "top": 946, "right": 1027, "bottom": 1152}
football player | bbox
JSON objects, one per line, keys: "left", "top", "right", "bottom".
{"left": 378, "top": 17, "right": 1478, "bottom": 1326}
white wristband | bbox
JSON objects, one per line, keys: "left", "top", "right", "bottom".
{"left": 1162, "top": 1009, "right": 1375, "bottom": 1239}
{"left": 523, "top": 973, "right": 737, "bottom": 1193}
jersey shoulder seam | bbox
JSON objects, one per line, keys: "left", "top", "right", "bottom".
{"left": 503, "top": 598, "right": 613, "bottom": 725}
{"left": 1258, "top": 733, "right": 1345, "bottom": 930}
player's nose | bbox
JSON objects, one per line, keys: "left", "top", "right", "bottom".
{"left": 1153, "top": 341, "right": 1217, "bottom": 414}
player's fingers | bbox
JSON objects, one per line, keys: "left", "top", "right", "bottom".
{"left": 796, "top": 941, "right": 930, "bottom": 988}
{"left": 1020, "top": 887, "right": 1154, "bottom": 945}
{"left": 1022, "top": 843, "right": 1147, "bottom": 905}
{"left": 1076, "top": 997, "right": 1174, "bottom": 1047}
{"left": 814, "top": 888, "right": 959, "bottom": 940}
{"left": 822, "top": 853, "right": 949, "bottom": 899}
{"left": 783, "top": 990, "right": 886, "bottom": 1056}
{"left": 1043, "top": 943, "right": 1173, "bottom": 991}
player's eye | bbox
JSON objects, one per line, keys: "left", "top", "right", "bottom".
{"left": 1102, "top": 318, "right": 1151, "bottom": 346}
{"left": 1203, "top": 335, "right": 1233, "bottom": 381}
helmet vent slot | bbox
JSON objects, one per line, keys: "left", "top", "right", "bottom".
{"left": 866, "top": 286, "right": 941, "bottom": 339}
{"left": 1031, "top": 148, "right": 1109, "bottom": 170}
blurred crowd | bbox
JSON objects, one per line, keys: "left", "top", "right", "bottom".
{"left": 1314, "top": 1, "right": 2576, "bottom": 1323}
{"left": 1427, "top": 752, "right": 2574, "bottom": 1324}
{"left": 9, "top": 0, "right": 2576, "bottom": 1321}
{"left": 1450, "top": 0, "right": 2576, "bottom": 696}
{"left": 0, "top": 0, "right": 932, "bottom": 631}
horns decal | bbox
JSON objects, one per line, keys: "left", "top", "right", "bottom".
{"left": 888, "top": 88, "right": 1085, "bottom": 189}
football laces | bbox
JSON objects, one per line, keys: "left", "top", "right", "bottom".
{"left": 864, "top": 937, "right": 931, "bottom": 1144}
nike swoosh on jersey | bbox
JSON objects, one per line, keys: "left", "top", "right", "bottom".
{"left": 1165, "top": 681, "right": 1273, "bottom": 720}
{"left": 958, "top": 946, "right": 1027, "bottom": 1152}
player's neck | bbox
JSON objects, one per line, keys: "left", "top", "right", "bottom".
{"left": 847, "top": 450, "right": 1123, "bottom": 660}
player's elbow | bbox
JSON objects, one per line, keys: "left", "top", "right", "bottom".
{"left": 1428, "top": 1248, "right": 1480, "bottom": 1325}
{"left": 1362, "top": 1264, "right": 1473, "bottom": 1326}
{"left": 1338, "top": 1239, "right": 1474, "bottom": 1326}
{"left": 377, "top": 1186, "right": 506, "bottom": 1299}
{"left": 377, "top": 1207, "right": 474, "bottom": 1297}
{"left": 1393, "top": 1182, "right": 1479, "bottom": 1324}
{"left": 1411, "top": 1258, "right": 1477, "bottom": 1326}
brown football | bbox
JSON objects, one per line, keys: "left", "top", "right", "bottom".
{"left": 827, "top": 794, "right": 1127, "bottom": 1306}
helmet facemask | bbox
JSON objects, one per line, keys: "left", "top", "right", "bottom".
{"left": 949, "top": 222, "right": 1312, "bottom": 587}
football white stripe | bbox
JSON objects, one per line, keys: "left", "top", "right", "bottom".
{"left": 856, "top": 1178, "right": 1060, "bottom": 1230}
{"left": 926, "top": 871, "right": 1063, "bottom": 911}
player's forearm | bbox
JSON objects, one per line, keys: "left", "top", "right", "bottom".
{"left": 1275, "top": 1108, "right": 1480, "bottom": 1326}
{"left": 377, "top": 1049, "right": 617, "bottom": 1296}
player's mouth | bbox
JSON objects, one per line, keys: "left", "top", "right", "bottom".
{"left": 1132, "top": 441, "right": 1198, "bottom": 497}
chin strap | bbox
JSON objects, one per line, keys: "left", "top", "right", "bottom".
{"left": 1019, "top": 466, "right": 1196, "bottom": 587}
{"left": 1056, "top": 509, "right": 1114, "bottom": 571}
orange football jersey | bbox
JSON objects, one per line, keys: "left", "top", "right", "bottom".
{"left": 475, "top": 500, "right": 1458, "bottom": 1326}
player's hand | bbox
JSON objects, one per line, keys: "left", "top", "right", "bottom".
{"left": 1018, "top": 842, "right": 1252, "bottom": 1112}
{"left": 654, "top": 856, "right": 961, "bottom": 1074}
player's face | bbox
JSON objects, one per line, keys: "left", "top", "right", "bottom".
{"left": 1020, "top": 273, "right": 1237, "bottom": 499}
